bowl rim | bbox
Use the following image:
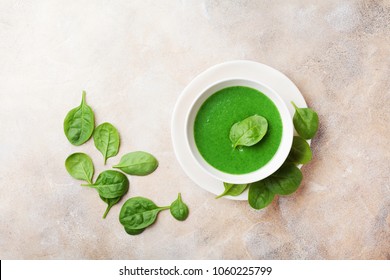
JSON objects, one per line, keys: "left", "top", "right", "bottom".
{"left": 184, "top": 77, "right": 293, "bottom": 184}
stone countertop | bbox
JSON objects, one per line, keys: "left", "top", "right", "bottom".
{"left": 0, "top": 0, "right": 389, "bottom": 259}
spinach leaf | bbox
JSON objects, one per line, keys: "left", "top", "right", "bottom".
{"left": 100, "top": 195, "right": 122, "bottom": 219}
{"left": 287, "top": 136, "right": 312, "bottom": 164}
{"left": 268, "top": 163, "right": 303, "bottom": 195}
{"left": 64, "top": 91, "right": 95, "bottom": 146}
{"left": 216, "top": 182, "right": 249, "bottom": 199}
{"left": 93, "top": 122, "right": 120, "bottom": 164}
{"left": 229, "top": 115, "right": 268, "bottom": 149}
{"left": 248, "top": 163, "right": 303, "bottom": 209}
{"left": 292, "top": 102, "right": 319, "bottom": 139}
{"left": 124, "top": 227, "right": 145, "bottom": 235}
{"left": 248, "top": 181, "right": 275, "bottom": 210}
{"left": 82, "top": 170, "right": 129, "bottom": 199}
{"left": 65, "top": 153, "right": 94, "bottom": 184}
{"left": 113, "top": 151, "right": 158, "bottom": 176}
{"left": 119, "top": 197, "right": 170, "bottom": 230}
{"left": 170, "top": 193, "right": 189, "bottom": 221}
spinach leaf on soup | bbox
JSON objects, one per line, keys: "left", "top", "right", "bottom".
{"left": 292, "top": 102, "right": 319, "bottom": 139}
{"left": 93, "top": 122, "right": 120, "bottom": 164}
{"left": 64, "top": 91, "right": 95, "bottom": 146}
{"left": 229, "top": 115, "right": 268, "bottom": 149}
{"left": 287, "top": 136, "right": 312, "bottom": 164}
{"left": 65, "top": 153, "right": 94, "bottom": 184}
{"left": 113, "top": 151, "right": 158, "bottom": 176}
{"left": 170, "top": 193, "right": 189, "bottom": 221}
{"left": 216, "top": 182, "right": 249, "bottom": 199}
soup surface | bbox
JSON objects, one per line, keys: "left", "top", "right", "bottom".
{"left": 194, "top": 86, "right": 283, "bottom": 174}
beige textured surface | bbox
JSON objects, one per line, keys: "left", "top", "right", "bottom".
{"left": 0, "top": 0, "right": 389, "bottom": 259}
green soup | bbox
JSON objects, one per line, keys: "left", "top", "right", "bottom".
{"left": 194, "top": 86, "right": 283, "bottom": 174}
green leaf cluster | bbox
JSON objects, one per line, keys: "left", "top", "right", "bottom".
{"left": 64, "top": 92, "right": 168, "bottom": 222}
{"left": 217, "top": 102, "right": 319, "bottom": 210}
{"left": 65, "top": 153, "right": 129, "bottom": 218}
{"left": 248, "top": 163, "right": 302, "bottom": 209}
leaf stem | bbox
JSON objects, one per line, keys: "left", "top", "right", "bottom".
{"left": 102, "top": 204, "right": 113, "bottom": 219}
{"left": 291, "top": 101, "right": 298, "bottom": 110}
{"left": 81, "top": 183, "right": 96, "bottom": 189}
{"left": 82, "top": 90, "right": 86, "bottom": 104}
{"left": 215, "top": 192, "right": 226, "bottom": 199}
{"left": 159, "top": 206, "right": 171, "bottom": 211}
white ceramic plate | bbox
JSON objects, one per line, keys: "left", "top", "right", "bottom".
{"left": 171, "top": 60, "right": 308, "bottom": 200}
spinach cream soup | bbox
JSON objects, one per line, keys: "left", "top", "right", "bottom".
{"left": 194, "top": 86, "right": 283, "bottom": 174}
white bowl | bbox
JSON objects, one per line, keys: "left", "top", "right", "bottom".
{"left": 184, "top": 78, "right": 293, "bottom": 184}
